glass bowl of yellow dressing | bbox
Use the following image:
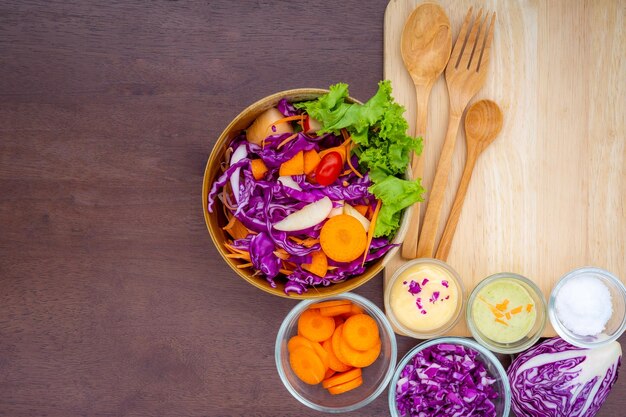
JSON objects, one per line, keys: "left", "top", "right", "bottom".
{"left": 467, "top": 273, "right": 547, "bottom": 354}
{"left": 384, "top": 259, "right": 465, "bottom": 339}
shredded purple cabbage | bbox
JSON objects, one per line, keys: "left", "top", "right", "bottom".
{"left": 208, "top": 100, "right": 397, "bottom": 295}
{"left": 277, "top": 98, "right": 298, "bottom": 117}
{"left": 395, "top": 343, "right": 499, "bottom": 417}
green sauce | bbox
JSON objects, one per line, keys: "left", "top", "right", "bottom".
{"left": 472, "top": 280, "right": 537, "bottom": 343}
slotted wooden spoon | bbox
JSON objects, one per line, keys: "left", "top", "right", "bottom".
{"left": 400, "top": 3, "right": 452, "bottom": 259}
{"left": 435, "top": 99, "right": 503, "bottom": 261}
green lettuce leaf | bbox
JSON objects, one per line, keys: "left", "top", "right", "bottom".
{"left": 296, "top": 81, "right": 425, "bottom": 238}
{"left": 369, "top": 176, "right": 424, "bottom": 237}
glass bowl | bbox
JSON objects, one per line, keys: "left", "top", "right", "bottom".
{"left": 549, "top": 266, "right": 626, "bottom": 348}
{"left": 388, "top": 337, "right": 511, "bottom": 417}
{"left": 384, "top": 258, "right": 465, "bottom": 339}
{"left": 467, "top": 273, "right": 547, "bottom": 354}
{"left": 275, "top": 292, "right": 397, "bottom": 413}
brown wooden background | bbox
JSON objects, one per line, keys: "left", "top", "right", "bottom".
{"left": 0, "top": 1, "right": 623, "bottom": 416}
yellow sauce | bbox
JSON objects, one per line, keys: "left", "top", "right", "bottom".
{"left": 390, "top": 263, "right": 459, "bottom": 333}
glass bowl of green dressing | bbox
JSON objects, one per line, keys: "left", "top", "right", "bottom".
{"left": 467, "top": 273, "right": 547, "bottom": 354}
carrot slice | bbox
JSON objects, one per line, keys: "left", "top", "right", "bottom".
{"left": 320, "top": 304, "right": 353, "bottom": 317}
{"left": 342, "top": 314, "right": 380, "bottom": 351}
{"left": 324, "top": 368, "right": 336, "bottom": 380}
{"left": 289, "top": 346, "right": 326, "bottom": 385}
{"left": 320, "top": 214, "right": 367, "bottom": 263}
{"left": 510, "top": 306, "right": 523, "bottom": 315}
{"left": 322, "top": 339, "right": 351, "bottom": 373}
{"left": 322, "top": 368, "right": 362, "bottom": 389}
{"left": 362, "top": 199, "right": 382, "bottom": 266}
{"left": 328, "top": 376, "right": 363, "bottom": 395}
{"left": 279, "top": 150, "right": 304, "bottom": 176}
{"left": 350, "top": 304, "right": 364, "bottom": 315}
{"left": 338, "top": 336, "right": 381, "bottom": 368}
{"left": 331, "top": 324, "right": 350, "bottom": 365}
{"left": 353, "top": 205, "right": 369, "bottom": 217}
{"left": 312, "top": 342, "right": 330, "bottom": 371}
{"left": 250, "top": 159, "right": 268, "bottom": 180}
{"left": 303, "top": 149, "right": 321, "bottom": 174}
{"left": 297, "top": 309, "right": 335, "bottom": 342}
{"left": 302, "top": 250, "right": 328, "bottom": 278}
{"left": 309, "top": 300, "right": 352, "bottom": 310}
{"left": 526, "top": 304, "right": 534, "bottom": 312}
{"left": 287, "top": 335, "right": 314, "bottom": 352}
{"left": 340, "top": 304, "right": 365, "bottom": 319}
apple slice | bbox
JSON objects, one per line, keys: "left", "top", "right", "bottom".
{"left": 229, "top": 144, "right": 248, "bottom": 203}
{"left": 344, "top": 203, "right": 370, "bottom": 232}
{"left": 278, "top": 176, "right": 302, "bottom": 191}
{"left": 246, "top": 108, "right": 294, "bottom": 145}
{"left": 328, "top": 200, "right": 344, "bottom": 218}
{"left": 274, "top": 197, "right": 332, "bottom": 232}
{"left": 303, "top": 115, "right": 323, "bottom": 135}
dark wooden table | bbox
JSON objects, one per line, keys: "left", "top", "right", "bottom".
{"left": 1, "top": 1, "right": 623, "bottom": 416}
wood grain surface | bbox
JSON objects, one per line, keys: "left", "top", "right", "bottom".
{"left": 384, "top": 0, "right": 626, "bottom": 337}
{"left": 0, "top": 1, "right": 623, "bottom": 416}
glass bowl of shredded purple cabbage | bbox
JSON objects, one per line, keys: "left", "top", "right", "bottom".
{"left": 202, "top": 85, "right": 418, "bottom": 299}
{"left": 388, "top": 337, "right": 511, "bottom": 417}
{"left": 275, "top": 292, "right": 398, "bottom": 412}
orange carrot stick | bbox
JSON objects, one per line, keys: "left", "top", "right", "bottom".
{"left": 271, "top": 115, "right": 305, "bottom": 127}
{"left": 345, "top": 144, "right": 363, "bottom": 178}
{"left": 277, "top": 133, "right": 299, "bottom": 149}
{"left": 362, "top": 199, "right": 382, "bottom": 266}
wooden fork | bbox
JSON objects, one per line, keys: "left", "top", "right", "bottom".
{"left": 416, "top": 7, "right": 496, "bottom": 258}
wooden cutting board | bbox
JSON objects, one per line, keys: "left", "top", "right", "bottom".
{"left": 383, "top": 0, "right": 625, "bottom": 337}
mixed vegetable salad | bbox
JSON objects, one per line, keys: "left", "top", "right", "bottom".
{"left": 208, "top": 81, "right": 424, "bottom": 294}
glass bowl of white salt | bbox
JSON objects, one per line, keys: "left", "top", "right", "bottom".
{"left": 549, "top": 266, "right": 626, "bottom": 348}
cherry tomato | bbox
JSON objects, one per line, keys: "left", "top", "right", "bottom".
{"left": 315, "top": 151, "right": 343, "bottom": 186}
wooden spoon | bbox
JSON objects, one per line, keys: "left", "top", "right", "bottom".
{"left": 400, "top": 3, "right": 452, "bottom": 259}
{"left": 435, "top": 100, "right": 503, "bottom": 261}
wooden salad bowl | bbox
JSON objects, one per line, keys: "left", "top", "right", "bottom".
{"left": 202, "top": 88, "right": 413, "bottom": 299}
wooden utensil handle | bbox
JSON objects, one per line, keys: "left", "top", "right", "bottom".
{"left": 402, "top": 85, "right": 430, "bottom": 259}
{"left": 435, "top": 150, "right": 478, "bottom": 261}
{"left": 416, "top": 113, "right": 462, "bottom": 258}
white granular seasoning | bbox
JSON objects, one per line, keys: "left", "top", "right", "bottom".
{"left": 555, "top": 276, "right": 613, "bottom": 336}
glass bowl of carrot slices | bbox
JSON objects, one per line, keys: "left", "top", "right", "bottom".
{"left": 275, "top": 292, "right": 397, "bottom": 412}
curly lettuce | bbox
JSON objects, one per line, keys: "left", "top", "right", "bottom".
{"left": 296, "top": 81, "right": 424, "bottom": 237}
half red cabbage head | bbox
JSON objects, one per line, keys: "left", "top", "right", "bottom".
{"left": 507, "top": 337, "right": 621, "bottom": 417}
